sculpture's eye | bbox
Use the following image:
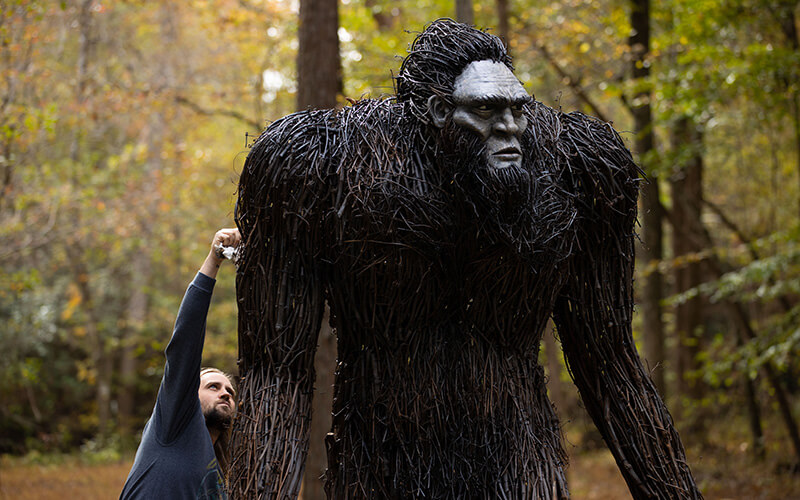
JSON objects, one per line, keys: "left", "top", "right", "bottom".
{"left": 511, "top": 103, "right": 525, "bottom": 116}
{"left": 475, "top": 104, "right": 493, "bottom": 113}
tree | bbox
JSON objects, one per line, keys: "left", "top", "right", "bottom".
{"left": 297, "top": 0, "right": 342, "bottom": 497}
{"left": 456, "top": 0, "right": 474, "bottom": 25}
{"left": 297, "top": 0, "right": 341, "bottom": 110}
{"left": 0, "top": 0, "right": 286, "bottom": 454}
{"left": 628, "top": 0, "right": 668, "bottom": 398}
{"left": 668, "top": 116, "right": 706, "bottom": 423}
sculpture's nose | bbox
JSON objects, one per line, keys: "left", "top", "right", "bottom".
{"left": 493, "top": 108, "right": 519, "bottom": 135}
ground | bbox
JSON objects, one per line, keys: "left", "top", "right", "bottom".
{"left": 2, "top": 445, "right": 800, "bottom": 499}
{"left": 0, "top": 457, "right": 131, "bottom": 500}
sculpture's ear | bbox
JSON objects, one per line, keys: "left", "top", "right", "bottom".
{"left": 427, "top": 95, "right": 451, "bottom": 128}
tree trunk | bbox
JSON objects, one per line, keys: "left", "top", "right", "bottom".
{"left": 773, "top": 3, "right": 800, "bottom": 219}
{"left": 297, "top": 2, "right": 341, "bottom": 496}
{"left": 297, "top": 0, "right": 341, "bottom": 110}
{"left": 669, "top": 116, "right": 706, "bottom": 426}
{"left": 495, "top": 0, "right": 510, "bottom": 51}
{"left": 70, "top": 0, "right": 94, "bottom": 164}
{"left": 117, "top": 0, "right": 174, "bottom": 436}
{"left": 67, "top": 0, "right": 111, "bottom": 441}
{"left": 118, "top": 251, "right": 151, "bottom": 435}
{"left": 456, "top": 0, "right": 474, "bottom": 25}
{"left": 742, "top": 346, "right": 765, "bottom": 459}
{"left": 303, "top": 306, "right": 336, "bottom": 500}
{"left": 629, "top": 0, "right": 666, "bottom": 398}
{"left": 544, "top": 320, "right": 571, "bottom": 417}
{"left": 66, "top": 245, "right": 110, "bottom": 440}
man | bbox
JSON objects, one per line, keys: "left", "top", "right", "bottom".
{"left": 121, "top": 228, "right": 240, "bottom": 500}
{"left": 231, "top": 19, "right": 702, "bottom": 499}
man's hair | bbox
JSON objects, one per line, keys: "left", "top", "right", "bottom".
{"left": 200, "top": 367, "right": 235, "bottom": 384}
{"left": 395, "top": 18, "right": 512, "bottom": 124}
{"left": 200, "top": 367, "right": 236, "bottom": 479}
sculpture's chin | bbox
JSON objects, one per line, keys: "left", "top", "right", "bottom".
{"left": 435, "top": 124, "right": 532, "bottom": 212}
{"left": 487, "top": 158, "right": 522, "bottom": 171}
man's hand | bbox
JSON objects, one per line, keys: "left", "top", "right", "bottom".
{"left": 200, "top": 228, "right": 241, "bottom": 279}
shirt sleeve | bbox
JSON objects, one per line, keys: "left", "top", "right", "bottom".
{"left": 153, "top": 272, "right": 216, "bottom": 444}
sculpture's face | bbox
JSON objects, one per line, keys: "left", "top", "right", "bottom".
{"left": 450, "top": 60, "right": 531, "bottom": 170}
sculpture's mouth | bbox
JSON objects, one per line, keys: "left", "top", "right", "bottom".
{"left": 491, "top": 147, "right": 522, "bottom": 166}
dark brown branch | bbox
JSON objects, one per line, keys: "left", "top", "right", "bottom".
{"left": 174, "top": 95, "right": 262, "bottom": 130}
{"left": 702, "top": 198, "right": 793, "bottom": 312}
{"left": 236, "top": 0, "right": 270, "bottom": 15}
{"left": 703, "top": 198, "right": 759, "bottom": 261}
{"left": 533, "top": 42, "right": 609, "bottom": 122}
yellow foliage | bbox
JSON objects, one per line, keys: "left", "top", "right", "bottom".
{"left": 61, "top": 283, "right": 83, "bottom": 321}
{"left": 76, "top": 361, "right": 96, "bottom": 386}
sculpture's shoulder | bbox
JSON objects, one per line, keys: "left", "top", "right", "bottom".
{"left": 244, "top": 99, "right": 407, "bottom": 185}
{"left": 549, "top": 105, "right": 641, "bottom": 222}
{"left": 237, "top": 109, "right": 342, "bottom": 240}
{"left": 236, "top": 99, "right": 432, "bottom": 241}
{"left": 244, "top": 108, "right": 341, "bottom": 186}
{"left": 336, "top": 99, "right": 419, "bottom": 173}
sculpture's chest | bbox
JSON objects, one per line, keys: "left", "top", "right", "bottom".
{"left": 323, "top": 216, "right": 572, "bottom": 345}
{"left": 320, "top": 142, "right": 577, "bottom": 339}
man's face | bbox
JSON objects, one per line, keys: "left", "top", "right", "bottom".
{"left": 450, "top": 60, "right": 531, "bottom": 170}
{"left": 199, "top": 371, "right": 236, "bottom": 427}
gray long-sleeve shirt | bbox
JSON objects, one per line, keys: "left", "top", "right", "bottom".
{"left": 120, "top": 272, "right": 226, "bottom": 499}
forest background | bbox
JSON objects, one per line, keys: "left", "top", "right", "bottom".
{"left": 2, "top": 0, "right": 800, "bottom": 498}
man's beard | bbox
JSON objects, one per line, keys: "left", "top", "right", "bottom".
{"left": 204, "top": 405, "right": 233, "bottom": 432}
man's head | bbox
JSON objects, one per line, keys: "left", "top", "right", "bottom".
{"left": 199, "top": 367, "right": 236, "bottom": 433}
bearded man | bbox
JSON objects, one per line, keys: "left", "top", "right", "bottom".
{"left": 230, "top": 19, "right": 702, "bottom": 499}
{"left": 121, "top": 229, "right": 239, "bottom": 500}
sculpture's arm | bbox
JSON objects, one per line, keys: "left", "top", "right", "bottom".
{"left": 552, "top": 113, "right": 703, "bottom": 499}
{"left": 229, "top": 113, "right": 332, "bottom": 499}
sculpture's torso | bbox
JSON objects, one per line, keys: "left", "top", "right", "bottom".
{"left": 313, "top": 101, "right": 576, "bottom": 498}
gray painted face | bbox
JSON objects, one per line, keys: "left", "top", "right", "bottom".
{"left": 451, "top": 60, "right": 531, "bottom": 170}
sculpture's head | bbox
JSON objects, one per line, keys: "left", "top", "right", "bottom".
{"left": 396, "top": 19, "right": 532, "bottom": 171}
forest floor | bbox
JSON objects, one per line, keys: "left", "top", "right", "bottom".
{"left": 2, "top": 444, "right": 800, "bottom": 499}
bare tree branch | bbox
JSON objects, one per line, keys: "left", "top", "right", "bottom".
{"left": 175, "top": 95, "right": 262, "bottom": 130}
{"left": 236, "top": 0, "right": 270, "bottom": 15}
{"left": 703, "top": 198, "right": 759, "bottom": 261}
{"left": 533, "top": 42, "right": 609, "bottom": 122}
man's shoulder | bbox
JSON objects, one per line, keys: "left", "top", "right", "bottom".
{"left": 121, "top": 417, "right": 219, "bottom": 499}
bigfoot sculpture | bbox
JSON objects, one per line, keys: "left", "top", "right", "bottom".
{"left": 231, "top": 19, "right": 702, "bottom": 499}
